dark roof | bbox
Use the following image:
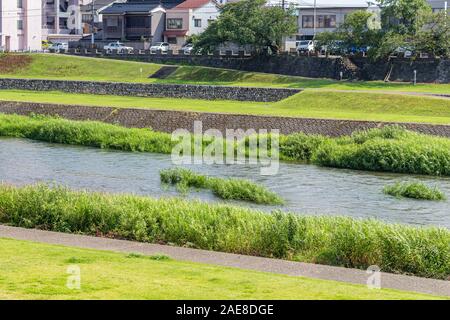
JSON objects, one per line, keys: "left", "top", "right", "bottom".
{"left": 100, "top": 0, "right": 184, "bottom": 14}
{"left": 80, "top": 0, "right": 117, "bottom": 12}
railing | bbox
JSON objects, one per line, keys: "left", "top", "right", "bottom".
{"left": 126, "top": 27, "right": 151, "bottom": 36}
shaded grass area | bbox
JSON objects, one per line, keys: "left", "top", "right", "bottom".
{"left": 384, "top": 182, "right": 447, "bottom": 201}
{"left": 0, "top": 184, "right": 449, "bottom": 280}
{"left": 165, "top": 66, "right": 450, "bottom": 93}
{"left": 1, "top": 114, "right": 450, "bottom": 176}
{"left": 0, "top": 238, "right": 441, "bottom": 300}
{"left": 1, "top": 53, "right": 449, "bottom": 93}
{"left": 160, "top": 168, "right": 284, "bottom": 205}
{"left": 2, "top": 89, "right": 450, "bottom": 124}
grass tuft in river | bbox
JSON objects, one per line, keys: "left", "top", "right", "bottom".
{"left": 384, "top": 182, "right": 447, "bottom": 201}
{"left": 160, "top": 168, "right": 284, "bottom": 205}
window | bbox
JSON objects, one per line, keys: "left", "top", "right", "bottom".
{"left": 167, "top": 37, "right": 177, "bottom": 44}
{"left": 167, "top": 18, "right": 183, "bottom": 29}
{"left": 82, "top": 14, "right": 92, "bottom": 23}
{"left": 106, "top": 17, "right": 119, "bottom": 27}
{"left": 46, "top": 16, "right": 55, "bottom": 28}
{"left": 302, "top": 15, "right": 314, "bottom": 28}
{"left": 126, "top": 16, "right": 150, "bottom": 28}
{"left": 17, "top": 20, "right": 23, "bottom": 30}
{"left": 59, "top": 17, "right": 68, "bottom": 29}
{"left": 317, "top": 15, "right": 336, "bottom": 28}
{"left": 194, "top": 19, "right": 202, "bottom": 28}
{"left": 17, "top": 0, "right": 23, "bottom": 8}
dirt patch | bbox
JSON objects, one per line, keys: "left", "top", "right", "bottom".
{"left": 0, "top": 54, "right": 32, "bottom": 74}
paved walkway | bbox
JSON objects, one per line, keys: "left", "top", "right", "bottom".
{"left": 0, "top": 225, "right": 448, "bottom": 297}
{"left": 310, "top": 89, "right": 450, "bottom": 100}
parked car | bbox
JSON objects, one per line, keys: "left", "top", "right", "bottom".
{"left": 49, "top": 42, "right": 68, "bottom": 53}
{"left": 348, "top": 45, "right": 370, "bottom": 55}
{"left": 181, "top": 43, "right": 194, "bottom": 55}
{"left": 322, "top": 40, "right": 346, "bottom": 55}
{"left": 103, "top": 42, "right": 134, "bottom": 54}
{"left": 150, "top": 42, "right": 170, "bottom": 53}
{"left": 393, "top": 46, "right": 414, "bottom": 58}
{"left": 296, "top": 40, "right": 315, "bottom": 53}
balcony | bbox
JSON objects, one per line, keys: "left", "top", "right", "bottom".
{"left": 126, "top": 27, "right": 151, "bottom": 40}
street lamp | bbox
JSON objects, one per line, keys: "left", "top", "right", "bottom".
{"left": 91, "top": 0, "right": 95, "bottom": 47}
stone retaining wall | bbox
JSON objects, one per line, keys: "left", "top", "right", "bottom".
{"left": 0, "top": 78, "right": 299, "bottom": 103}
{"left": 1, "top": 101, "right": 450, "bottom": 138}
{"left": 69, "top": 51, "right": 450, "bottom": 83}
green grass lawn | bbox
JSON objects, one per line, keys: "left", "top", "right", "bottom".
{"left": 1, "top": 53, "right": 449, "bottom": 93}
{"left": 0, "top": 238, "right": 443, "bottom": 300}
{"left": 2, "top": 89, "right": 450, "bottom": 124}
{"left": 0, "top": 54, "right": 160, "bottom": 82}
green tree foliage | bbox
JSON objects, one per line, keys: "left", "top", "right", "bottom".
{"left": 413, "top": 11, "right": 450, "bottom": 58}
{"left": 193, "top": 0, "right": 297, "bottom": 53}
{"left": 376, "top": 0, "right": 432, "bottom": 34}
{"left": 338, "top": 10, "right": 381, "bottom": 48}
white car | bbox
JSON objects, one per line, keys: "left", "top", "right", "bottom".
{"left": 296, "top": 40, "right": 315, "bottom": 53}
{"left": 103, "top": 42, "right": 134, "bottom": 54}
{"left": 181, "top": 43, "right": 194, "bottom": 55}
{"left": 49, "top": 42, "right": 68, "bottom": 52}
{"left": 150, "top": 42, "right": 170, "bottom": 53}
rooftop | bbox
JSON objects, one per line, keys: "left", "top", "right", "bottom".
{"left": 100, "top": 0, "right": 184, "bottom": 14}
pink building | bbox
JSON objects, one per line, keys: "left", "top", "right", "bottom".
{"left": 164, "top": 0, "right": 220, "bottom": 48}
{"left": 0, "top": 0, "right": 42, "bottom": 51}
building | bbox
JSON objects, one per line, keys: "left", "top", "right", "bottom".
{"left": 164, "top": 0, "right": 220, "bottom": 48}
{"left": 293, "top": 0, "right": 378, "bottom": 40}
{"left": 99, "top": 0, "right": 184, "bottom": 43}
{"left": 0, "top": 0, "right": 42, "bottom": 51}
{"left": 80, "top": 0, "right": 119, "bottom": 34}
{"left": 428, "top": 0, "right": 448, "bottom": 12}
{"left": 42, "top": 0, "right": 84, "bottom": 43}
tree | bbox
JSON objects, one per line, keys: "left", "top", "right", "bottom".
{"left": 336, "top": 10, "right": 381, "bottom": 50}
{"left": 376, "top": 0, "right": 431, "bottom": 35}
{"left": 413, "top": 11, "right": 450, "bottom": 58}
{"left": 193, "top": 0, "right": 297, "bottom": 54}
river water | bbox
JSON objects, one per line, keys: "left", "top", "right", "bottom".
{"left": 1, "top": 138, "right": 449, "bottom": 228}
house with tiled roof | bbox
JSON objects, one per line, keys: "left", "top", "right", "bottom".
{"left": 99, "top": 0, "right": 184, "bottom": 43}
{"left": 164, "top": 0, "right": 220, "bottom": 48}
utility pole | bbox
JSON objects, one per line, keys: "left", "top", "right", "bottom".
{"left": 91, "top": 0, "right": 95, "bottom": 47}
{"left": 313, "top": 0, "right": 317, "bottom": 39}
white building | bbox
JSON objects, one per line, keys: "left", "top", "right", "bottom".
{"left": 0, "top": 0, "right": 42, "bottom": 51}
{"left": 42, "top": 0, "right": 83, "bottom": 43}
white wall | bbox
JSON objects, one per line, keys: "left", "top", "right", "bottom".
{"left": 0, "top": 0, "right": 42, "bottom": 51}
{"left": 190, "top": 1, "right": 220, "bottom": 35}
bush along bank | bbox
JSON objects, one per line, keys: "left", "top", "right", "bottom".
{"left": 1, "top": 114, "right": 450, "bottom": 176}
{"left": 383, "top": 182, "right": 447, "bottom": 201}
{"left": 0, "top": 184, "right": 448, "bottom": 279}
{"left": 160, "top": 168, "right": 284, "bottom": 205}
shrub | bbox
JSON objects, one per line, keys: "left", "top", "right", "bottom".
{"left": 383, "top": 182, "right": 447, "bottom": 201}
{"left": 160, "top": 168, "right": 283, "bottom": 205}
{"left": 0, "top": 184, "right": 448, "bottom": 279}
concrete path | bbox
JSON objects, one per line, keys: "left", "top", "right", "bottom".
{"left": 310, "top": 88, "right": 450, "bottom": 100}
{"left": 0, "top": 225, "right": 448, "bottom": 297}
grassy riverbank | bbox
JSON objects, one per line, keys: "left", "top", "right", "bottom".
{"left": 0, "top": 238, "right": 441, "bottom": 300}
{"left": 1, "top": 114, "right": 449, "bottom": 176}
{"left": 2, "top": 90, "right": 450, "bottom": 124}
{"left": 0, "top": 184, "right": 448, "bottom": 279}
{"left": 1, "top": 54, "right": 450, "bottom": 94}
